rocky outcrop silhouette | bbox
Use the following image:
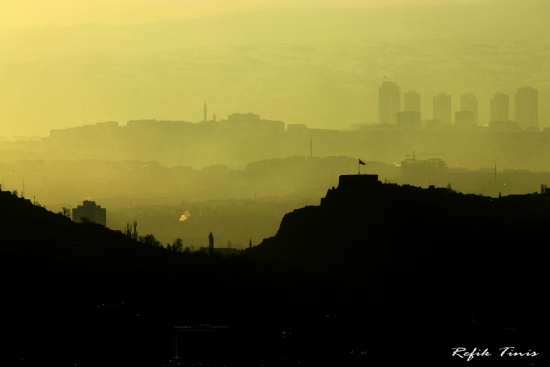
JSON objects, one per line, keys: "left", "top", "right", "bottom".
{"left": 247, "top": 175, "right": 550, "bottom": 328}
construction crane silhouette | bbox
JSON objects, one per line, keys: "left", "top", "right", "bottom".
{"left": 405, "top": 152, "right": 445, "bottom": 160}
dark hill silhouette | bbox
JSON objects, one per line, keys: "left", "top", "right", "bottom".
{"left": 249, "top": 175, "right": 550, "bottom": 280}
{"left": 247, "top": 175, "right": 550, "bottom": 355}
{"left": 2, "top": 185, "right": 549, "bottom": 365}
{"left": 0, "top": 189, "right": 379, "bottom": 366}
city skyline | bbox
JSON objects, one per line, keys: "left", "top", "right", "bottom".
{"left": 376, "top": 81, "right": 539, "bottom": 128}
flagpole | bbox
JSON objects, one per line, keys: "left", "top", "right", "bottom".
{"left": 358, "top": 159, "right": 366, "bottom": 174}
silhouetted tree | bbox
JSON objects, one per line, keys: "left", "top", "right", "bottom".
{"left": 125, "top": 223, "right": 132, "bottom": 239}
{"left": 208, "top": 232, "right": 214, "bottom": 257}
{"left": 171, "top": 238, "right": 183, "bottom": 252}
{"left": 138, "top": 234, "right": 162, "bottom": 247}
{"left": 11, "top": 190, "right": 18, "bottom": 197}
{"left": 125, "top": 221, "right": 139, "bottom": 241}
{"left": 133, "top": 221, "right": 138, "bottom": 241}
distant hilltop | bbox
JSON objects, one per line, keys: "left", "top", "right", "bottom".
{"left": 48, "top": 113, "right": 285, "bottom": 135}
{"left": 42, "top": 114, "right": 315, "bottom": 167}
{"left": 5, "top": 112, "right": 550, "bottom": 171}
{"left": 247, "top": 174, "right": 550, "bottom": 298}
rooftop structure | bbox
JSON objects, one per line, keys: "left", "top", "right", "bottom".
{"left": 72, "top": 200, "right": 106, "bottom": 226}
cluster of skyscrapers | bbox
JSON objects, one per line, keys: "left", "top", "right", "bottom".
{"left": 378, "top": 81, "right": 538, "bottom": 130}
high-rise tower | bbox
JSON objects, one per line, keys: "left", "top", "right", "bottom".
{"left": 378, "top": 81, "right": 401, "bottom": 124}
{"left": 491, "top": 93, "right": 509, "bottom": 122}
{"left": 515, "top": 87, "right": 538, "bottom": 129}
{"left": 403, "top": 91, "right": 421, "bottom": 113}
{"left": 433, "top": 93, "right": 452, "bottom": 124}
{"left": 460, "top": 93, "right": 478, "bottom": 125}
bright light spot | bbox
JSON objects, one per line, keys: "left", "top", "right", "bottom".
{"left": 179, "top": 210, "right": 191, "bottom": 221}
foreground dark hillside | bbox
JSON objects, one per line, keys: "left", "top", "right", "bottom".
{"left": 247, "top": 175, "right": 550, "bottom": 362}
{"left": 1, "top": 184, "right": 548, "bottom": 366}
{"left": 0, "top": 190, "right": 358, "bottom": 366}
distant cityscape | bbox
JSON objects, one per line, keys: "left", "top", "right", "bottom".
{"left": 1, "top": 82, "right": 549, "bottom": 248}
{"left": 2, "top": 96, "right": 544, "bottom": 174}
{"left": 372, "top": 81, "right": 538, "bottom": 132}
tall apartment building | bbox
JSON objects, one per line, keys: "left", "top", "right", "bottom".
{"left": 379, "top": 81, "right": 401, "bottom": 124}
{"left": 433, "top": 93, "right": 452, "bottom": 124}
{"left": 403, "top": 91, "right": 421, "bottom": 113}
{"left": 460, "top": 93, "right": 478, "bottom": 125}
{"left": 491, "top": 93, "right": 509, "bottom": 122}
{"left": 515, "top": 86, "right": 538, "bottom": 129}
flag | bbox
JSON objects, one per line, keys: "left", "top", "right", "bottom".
{"left": 359, "top": 159, "right": 366, "bottom": 165}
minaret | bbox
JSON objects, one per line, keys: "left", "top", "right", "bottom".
{"left": 249, "top": 238, "right": 252, "bottom": 248}
{"left": 204, "top": 102, "right": 207, "bottom": 122}
{"left": 310, "top": 138, "right": 312, "bottom": 157}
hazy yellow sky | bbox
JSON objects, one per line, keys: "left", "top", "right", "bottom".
{"left": 1, "top": 0, "right": 482, "bottom": 29}
{"left": 1, "top": 0, "right": 547, "bottom": 137}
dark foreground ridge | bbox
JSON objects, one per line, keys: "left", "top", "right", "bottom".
{"left": 1, "top": 182, "right": 549, "bottom": 366}
{"left": 248, "top": 174, "right": 550, "bottom": 362}
{"left": 250, "top": 174, "right": 550, "bottom": 283}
